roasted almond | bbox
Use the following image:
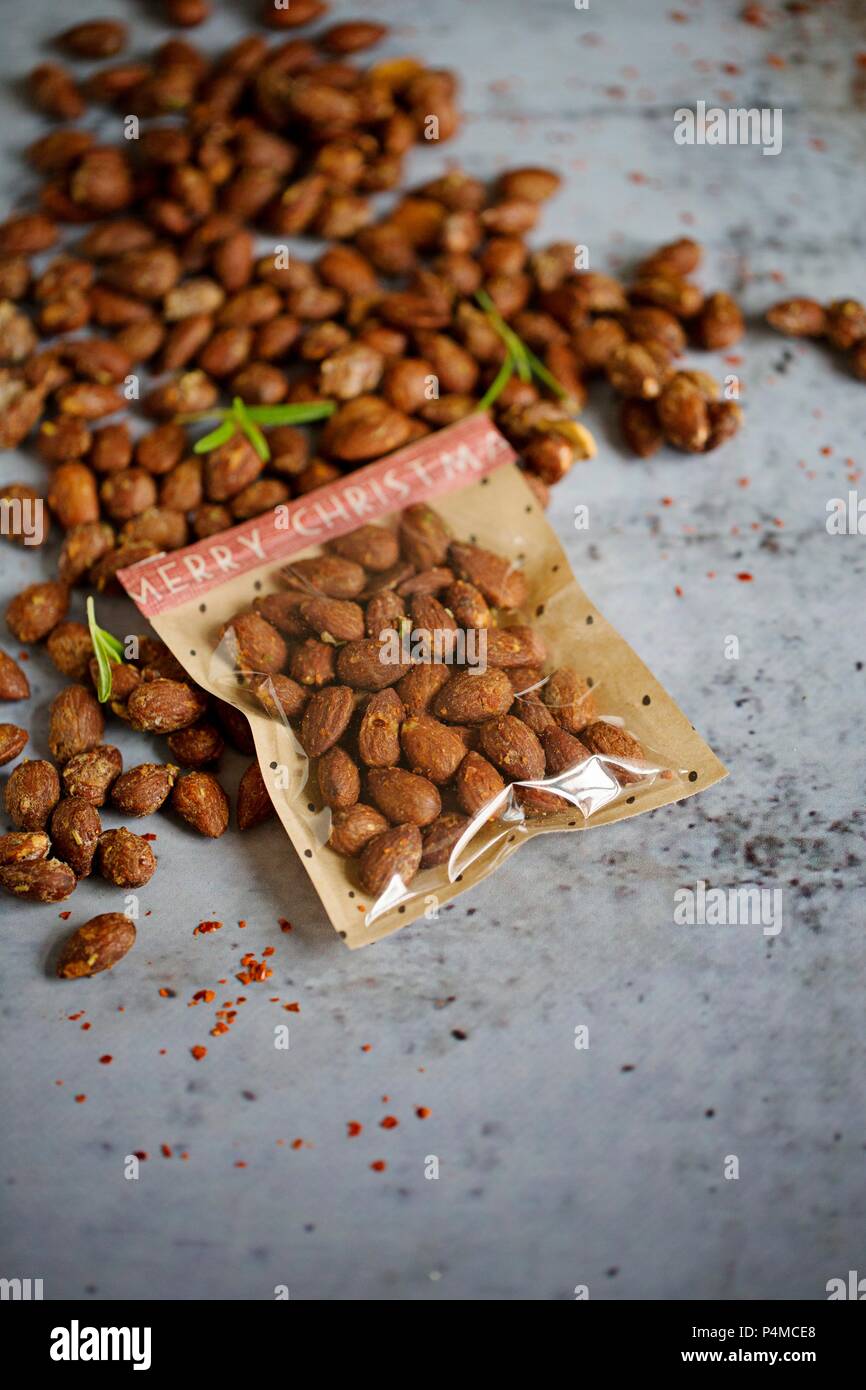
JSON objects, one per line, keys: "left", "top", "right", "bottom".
{"left": 367, "top": 766, "right": 441, "bottom": 827}
{"left": 127, "top": 679, "right": 206, "bottom": 733}
{"left": 48, "top": 684, "right": 104, "bottom": 762}
{"left": 329, "top": 524, "right": 399, "bottom": 572}
{"left": 357, "top": 823, "right": 422, "bottom": 896}
{"left": 420, "top": 812, "right": 471, "bottom": 869}
{"left": 454, "top": 750, "right": 506, "bottom": 817}
{"left": 170, "top": 770, "right": 229, "bottom": 837}
{"left": 56, "top": 912, "right": 136, "bottom": 978}
{"left": 580, "top": 721, "right": 648, "bottom": 785}
{"left": 97, "top": 827, "right": 157, "bottom": 886}
{"left": 431, "top": 668, "right": 513, "bottom": 724}
{"left": 62, "top": 745, "right": 122, "bottom": 806}
{"left": 6, "top": 581, "right": 68, "bottom": 642}
{"left": 335, "top": 638, "right": 409, "bottom": 691}
{"left": 358, "top": 687, "right": 404, "bottom": 767}
{"left": 299, "top": 684, "right": 355, "bottom": 756}
{"left": 0, "top": 829, "right": 50, "bottom": 865}
{"left": 0, "top": 722, "right": 27, "bottom": 765}
{"left": 111, "top": 762, "right": 178, "bottom": 816}
{"left": 400, "top": 713, "right": 466, "bottom": 785}
{"left": 0, "top": 857, "right": 76, "bottom": 902}
{"left": 478, "top": 715, "right": 545, "bottom": 782}
{"left": 290, "top": 637, "right": 335, "bottom": 688}
{"left": 219, "top": 610, "right": 287, "bottom": 675}
{"left": 49, "top": 797, "right": 101, "bottom": 877}
{"left": 5, "top": 759, "right": 60, "bottom": 829}
{"left": 167, "top": 722, "right": 224, "bottom": 767}
{"left": 300, "top": 596, "right": 365, "bottom": 643}
{"left": 328, "top": 802, "right": 388, "bottom": 857}
{"left": 542, "top": 667, "right": 597, "bottom": 734}
{"left": 448, "top": 542, "right": 527, "bottom": 609}
{"left": 399, "top": 503, "right": 450, "bottom": 569}
{"left": 317, "top": 745, "right": 361, "bottom": 810}
{"left": 236, "top": 761, "right": 274, "bottom": 831}
{"left": 283, "top": 554, "right": 366, "bottom": 599}
{"left": 0, "top": 647, "right": 30, "bottom": 700}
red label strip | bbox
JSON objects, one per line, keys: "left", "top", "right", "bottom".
{"left": 119, "top": 415, "right": 516, "bottom": 618}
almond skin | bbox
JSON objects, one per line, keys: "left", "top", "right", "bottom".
{"left": 49, "top": 797, "right": 101, "bottom": 877}
{"left": 300, "top": 596, "right": 365, "bottom": 643}
{"left": 483, "top": 626, "right": 546, "bottom": 669}
{"left": 61, "top": 745, "right": 122, "bottom": 805}
{"left": 171, "top": 771, "right": 229, "bottom": 837}
{"left": 367, "top": 766, "right": 441, "bottom": 827}
{"left": 448, "top": 542, "right": 527, "bottom": 609}
{"left": 48, "top": 684, "right": 104, "bottom": 762}
{"left": 111, "top": 763, "right": 178, "bottom": 816}
{"left": 328, "top": 802, "right": 388, "bottom": 857}
{"left": 357, "top": 823, "right": 422, "bottom": 896}
{"left": 219, "top": 611, "right": 287, "bottom": 674}
{"left": 97, "top": 827, "right": 156, "bottom": 886}
{"left": 478, "top": 715, "right": 545, "bottom": 782}
{"left": 455, "top": 750, "right": 506, "bottom": 817}
{"left": 420, "top": 812, "right": 472, "bottom": 869}
{"left": 431, "top": 668, "right": 513, "bottom": 724}
{"left": 284, "top": 554, "right": 366, "bottom": 599}
{"left": 358, "top": 688, "right": 404, "bottom": 767}
{"left": 236, "top": 761, "right": 274, "bottom": 830}
{"left": 543, "top": 668, "right": 597, "bottom": 734}
{"left": 250, "top": 673, "right": 308, "bottom": 721}
{"left": 0, "top": 857, "right": 76, "bottom": 902}
{"left": 166, "top": 722, "right": 224, "bottom": 768}
{"left": 329, "top": 524, "right": 399, "bottom": 572}
{"left": 0, "top": 648, "right": 30, "bottom": 700}
{"left": 335, "top": 638, "right": 409, "bottom": 691}
{"left": 5, "top": 759, "right": 61, "bottom": 829}
{"left": 299, "top": 685, "right": 355, "bottom": 756}
{"left": 580, "top": 721, "right": 647, "bottom": 785}
{"left": 56, "top": 912, "right": 136, "bottom": 979}
{"left": 127, "top": 679, "right": 207, "bottom": 733}
{"left": 0, "top": 723, "right": 27, "bottom": 765}
{"left": 0, "top": 829, "right": 50, "bottom": 865}
{"left": 6, "top": 580, "right": 68, "bottom": 642}
{"left": 400, "top": 714, "right": 466, "bottom": 785}
{"left": 317, "top": 746, "right": 361, "bottom": 810}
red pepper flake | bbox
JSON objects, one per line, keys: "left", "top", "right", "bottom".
{"left": 55, "top": 1080, "right": 63, "bottom": 1086}
{"left": 74, "top": 1094, "right": 86, "bottom": 1104}
{"left": 99, "top": 1055, "right": 112, "bottom": 1065}
{"left": 674, "top": 585, "right": 684, "bottom": 598}
{"left": 284, "top": 1002, "right": 300, "bottom": 1013}
{"left": 278, "top": 918, "right": 293, "bottom": 932}
{"left": 347, "top": 1122, "right": 363, "bottom": 1137}
{"left": 736, "top": 572, "right": 754, "bottom": 583}
{"left": 134, "top": 1150, "right": 147, "bottom": 1161}
{"left": 180, "top": 1152, "right": 189, "bottom": 1161}
{"left": 194, "top": 920, "right": 222, "bottom": 935}
{"left": 262, "top": 946, "right": 275, "bottom": 957}
{"left": 190, "top": 989, "right": 215, "bottom": 1004}
{"left": 58, "top": 910, "right": 71, "bottom": 920}
{"left": 820, "top": 445, "right": 833, "bottom": 456}
{"left": 381, "top": 1095, "right": 389, "bottom": 1103}
{"left": 18, "top": 650, "right": 28, "bottom": 661}
{"left": 191, "top": 1044, "right": 208, "bottom": 1061}
{"left": 416, "top": 1107, "right": 431, "bottom": 1120}
{"left": 766, "top": 53, "right": 786, "bottom": 69}
{"left": 161, "top": 1144, "right": 172, "bottom": 1158}
{"left": 660, "top": 497, "right": 673, "bottom": 507}
{"left": 234, "top": 1160, "right": 247, "bottom": 1168}
{"left": 628, "top": 170, "right": 648, "bottom": 184}
{"left": 211, "top": 1022, "right": 229, "bottom": 1037}
{"left": 737, "top": 476, "right": 750, "bottom": 488}
{"left": 269, "top": 996, "right": 280, "bottom": 1003}
{"left": 291, "top": 1138, "right": 304, "bottom": 1150}
{"left": 238, "top": 919, "right": 247, "bottom": 929}
{"left": 80, "top": 1022, "right": 91, "bottom": 1031}
{"left": 68, "top": 1011, "right": 85, "bottom": 1021}
{"left": 141, "top": 832, "right": 157, "bottom": 841}
{"left": 380, "top": 1116, "right": 399, "bottom": 1130}
{"left": 361, "top": 1043, "right": 372, "bottom": 1053}
{"left": 370, "top": 1160, "right": 387, "bottom": 1172}
{"left": 158, "top": 987, "right": 176, "bottom": 998}
{"left": 159, "top": 1048, "right": 166, "bottom": 1055}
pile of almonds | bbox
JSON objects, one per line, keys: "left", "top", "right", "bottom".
{"left": 0, "top": 8, "right": 750, "bottom": 610}
{"left": 766, "top": 295, "right": 866, "bottom": 380}
{"left": 219, "top": 503, "right": 655, "bottom": 898}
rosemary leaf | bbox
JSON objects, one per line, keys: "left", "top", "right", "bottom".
{"left": 193, "top": 419, "right": 237, "bottom": 454}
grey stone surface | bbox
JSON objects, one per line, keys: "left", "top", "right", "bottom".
{"left": 0, "top": 0, "right": 864, "bottom": 1301}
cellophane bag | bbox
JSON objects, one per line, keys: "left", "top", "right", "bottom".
{"left": 120, "top": 417, "right": 726, "bottom": 947}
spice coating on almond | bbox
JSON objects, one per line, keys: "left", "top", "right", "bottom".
{"left": 57, "top": 913, "right": 136, "bottom": 979}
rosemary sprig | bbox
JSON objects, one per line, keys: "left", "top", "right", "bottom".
{"left": 473, "top": 288, "right": 574, "bottom": 410}
{"left": 86, "top": 596, "right": 124, "bottom": 703}
{"left": 175, "top": 399, "right": 337, "bottom": 462}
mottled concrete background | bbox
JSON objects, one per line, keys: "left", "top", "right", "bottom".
{"left": 1, "top": 0, "right": 864, "bottom": 1301}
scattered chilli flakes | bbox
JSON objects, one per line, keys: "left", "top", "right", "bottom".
{"left": 190, "top": 989, "right": 215, "bottom": 1005}
{"left": 736, "top": 572, "right": 754, "bottom": 582}
{"left": 284, "top": 1002, "right": 300, "bottom": 1013}
{"left": 347, "top": 1122, "right": 363, "bottom": 1137}
{"left": 278, "top": 919, "right": 293, "bottom": 933}
{"left": 370, "top": 1160, "right": 387, "bottom": 1172}
{"left": 59, "top": 910, "right": 71, "bottom": 920}
{"left": 416, "top": 1107, "right": 431, "bottom": 1120}
{"left": 99, "top": 1055, "right": 112, "bottom": 1065}
{"left": 161, "top": 1144, "right": 172, "bottom": 1158}
{"left": 74, "top": 1094, "right": 86, "bottom": 1103}
{"left": 158, "top": 987, "right": 176, "bottom": 998}
{"left": 380, "top": 1116, "right": 399, "bottom": 1130}
{"left": 194, "top": 920, "right": 223, "bottom": 935}
{"left": 191, "top": 1045, "right": 208, "bottom": 1061}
